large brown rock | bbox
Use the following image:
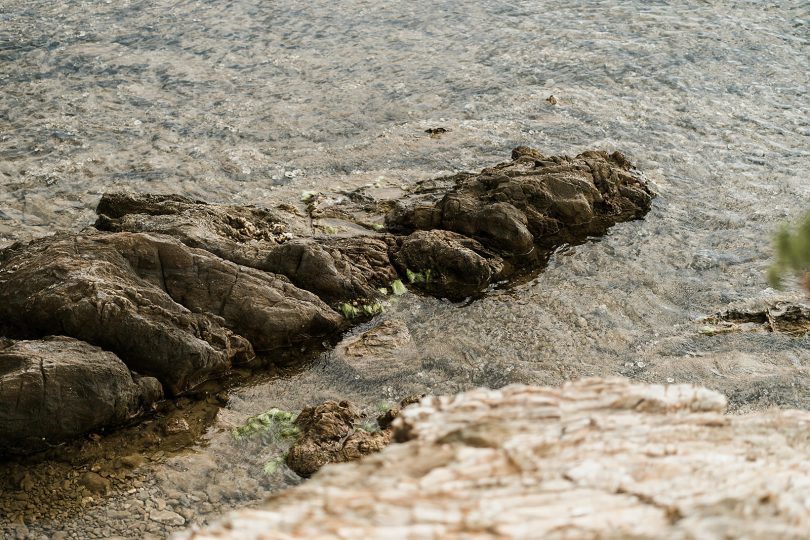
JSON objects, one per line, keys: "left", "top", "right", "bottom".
{"left": 95, "top": 192, "right": 397, "bottom": 305}
{"left": 285, "top": 400, "right": 391, "bottom": 477}
{"left": 181, "top": 378, "right": 810, "bottom": 539}
{"left": 95, "top": 148, "right": 653, "bottom": 302}
{"left": 0, "top": 336, "right": 162, "bottom": 454}
{"left": 0, "top": 232, "right": 341, "bottom": 394}
{"left": 386, "top": 148, "right": 653, "bottom": 255}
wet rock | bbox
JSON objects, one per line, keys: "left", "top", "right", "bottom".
{"left": 386, "top": 149, "right": 653, "bottom": 256}
{"left": 392, "top": 230, "right": 504, "bottom": 299}
{"left": 95, "top": 148, "right": 653, "bottom": 303}
{"left": 285, "top": 400, "right": 392, "bottom": 477}
{"left": 184, "top": 379, "right": 810, "bottom": 539}
{"left": 77, "top": 472, "right": 110, "bottom": 494}
{"left": 161, "top": 418, "right": 190, "bottom": 436}
{"left": 254, "top": 236, "right": 399, "bottom": 306}
{"left": 702, "top": 301, "right": 810, "bottom": 336}
{"left": 119, "top": 455, "right": 146, "bottom": 470}
{"left": 0, "top": 337, "right": 161, "bottom": 454}
{"left": 336, "top": 319, "right": 416, "bottom": 380}
{"left": 0, "top": 232, "right": 341, "bottom": 394}
{"left": 95, "top": 193, "right": 396, "bottom": 305}
{"left": 425, "top": 127, "right": 449, "bottom": 138}
{"left": 149, "top": 509, "right": 185, "bottom": 526}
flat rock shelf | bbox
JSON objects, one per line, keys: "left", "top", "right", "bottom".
{"left": 181, "top": 378, "right": 810, "bottom": 540}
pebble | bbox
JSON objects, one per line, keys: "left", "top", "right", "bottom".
{"left": 149, "top": 509, "right": 186, "bottom": 526}
{"left": 78, "top": 472, "right": 110, "bottom": 494}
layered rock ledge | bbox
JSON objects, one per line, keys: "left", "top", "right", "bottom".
{"left": 0, "top": 148, "right": 654, "bottom": 452}
{"left": 180, "top": 378, "right": 810, "bottom": 540}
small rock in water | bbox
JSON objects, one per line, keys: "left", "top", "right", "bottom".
{"left": 149, "top": 509, "right": 185, "bottom": 526}
{"left": 425, "top": 127, "right": 449, "bottom": 138}
{"left": 78, "top": 472, "right": 110, "bottom": 494}
{"left": 162, "top": 418, "right": 190, "bottom": 435}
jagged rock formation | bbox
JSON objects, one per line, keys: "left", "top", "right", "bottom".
{"left": 96, "top": 148, "right": 653, "bottom": 302}
{"left": 180, "top": 378, "right": 810, "bottom": 540}
{"left": 285, "top": 400, "right": 392, "bottom": 477}
{"left": 0, "top": 148, "right": 654, "bottom": 452}
{"left": 0, "top": 232, "right": 341, "bottom": 395}
{"left": 386, "top": 148, "right": 653, "bottom": 256}
{"left": 702, "top": 301, "right": 810, "bottom": 336}
{"left": 0, "top": 337, "right": 162, "bottom": 453}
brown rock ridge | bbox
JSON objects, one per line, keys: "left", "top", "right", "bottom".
{"left": 96, "top": 148, "right": 653, "bottom": 302}
{"left": 0, "top": 232, "right": 340, "bottom": 395}
{"left": 180, "top": 378, "right": 810, "bottom": 540}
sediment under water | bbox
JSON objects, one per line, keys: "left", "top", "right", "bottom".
{"left": 0, "top": 0, "right": 808, "bottom": 538}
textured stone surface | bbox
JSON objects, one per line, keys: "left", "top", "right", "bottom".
{"left": 0, "top": 232, "right": 341, "bottom": 394}
{"left": 96, "top": 148, "right": 653, "bottom": 303}
{"left": 181, "top": 378, "right": 810, "bottom": 539}
{"left": 0, "top": 337, "right": 161, "bottom": 454}
{"left": 386, "top": 148, "right": 653, "bottom": 256}
{"left": 285, "top": 400, "right": 392, "bottom": 478}
{"left": 703, "top": 301, "right": 810, "bottom": 336}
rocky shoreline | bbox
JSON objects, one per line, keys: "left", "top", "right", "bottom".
{"left": 180, "top": 378, "right": 810, "bottom": 540}
{"left": 2, "top": 148, "right": 808, "bottom": 539}
{"left": 1, "top": 148, "right": 653, "bottom": 454}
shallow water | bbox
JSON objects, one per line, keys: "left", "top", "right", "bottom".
{"left": 1, "top": 0, "right": 809, "bottom": 537}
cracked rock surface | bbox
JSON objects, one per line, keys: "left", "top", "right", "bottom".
{"left": 0, "top": 231, "right": 341, "bottom": 397}
{"left": 0, "top": 336, "right": 162, "bottom": 454}
{"left": 181, "top": 378, "right": 810, "bottom": 540}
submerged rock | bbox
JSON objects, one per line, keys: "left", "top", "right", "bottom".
{"left": 336, "top": 319, "right": 416, "bottom": 380}
{"left": 0, "top": 337, "right": 161, "bottom": 454}
{"left": 181, "top": 378, "right": 810, "bottom": 540}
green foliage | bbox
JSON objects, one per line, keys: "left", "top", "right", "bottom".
{"left": 406, "top": 268, "right": 432, "bottom": 285}
{"left": 357, "top": 418, "right": 379, "bottom": 433}
{"left": 390, "top": 279, "right": 407, "bottom": 296}
{"left": 340, "top": 301, "right": 384, "bottom": 319}
{"left": 263, "top": 454, "right": 287, "bottom": 475}
{"left": 768, "top": 212, "right": 810, "bottom": 292}
{"left": 232, "top": 408, "right": 299, "bottom": 441}
{"left": 340, "top": 303, "right": 360, "bottom": 319}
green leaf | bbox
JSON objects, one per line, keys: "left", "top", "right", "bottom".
{"left": 391, "top": 279, "right": 407, "bottom": 296}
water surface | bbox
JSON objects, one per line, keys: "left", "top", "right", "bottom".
{"left": 1, "top": 0, "right": 808, "bottom": 537}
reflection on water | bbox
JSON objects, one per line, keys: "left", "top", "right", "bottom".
{"left": 0, "top": 0, "right": 809, "bottom": 536}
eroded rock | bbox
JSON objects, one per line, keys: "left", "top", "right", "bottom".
{"left": 182, "top": 379, "right": 810, "bottom": 540}
{"left": 0, "top": 337, "right": 161, "bottom": 454}
{"left": 95, "top": 148, "right": 653, "bottom": 303}
{"left": 96, "top": 192, "right": 397, "bottom": 305}
{"left": 0, "top": 232, "right": 341, "bottom": 394}
{"left": 387, "top": 148, "right": 653, "bottom": 255}
{"left": 702, "top": 301, "right": 810, "bottom": 336}
{"left": 336, "top": 319, "right": 416, "bottom": 380}
{"left": 285, "top": 400, "right": 391, "bottom": 477}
